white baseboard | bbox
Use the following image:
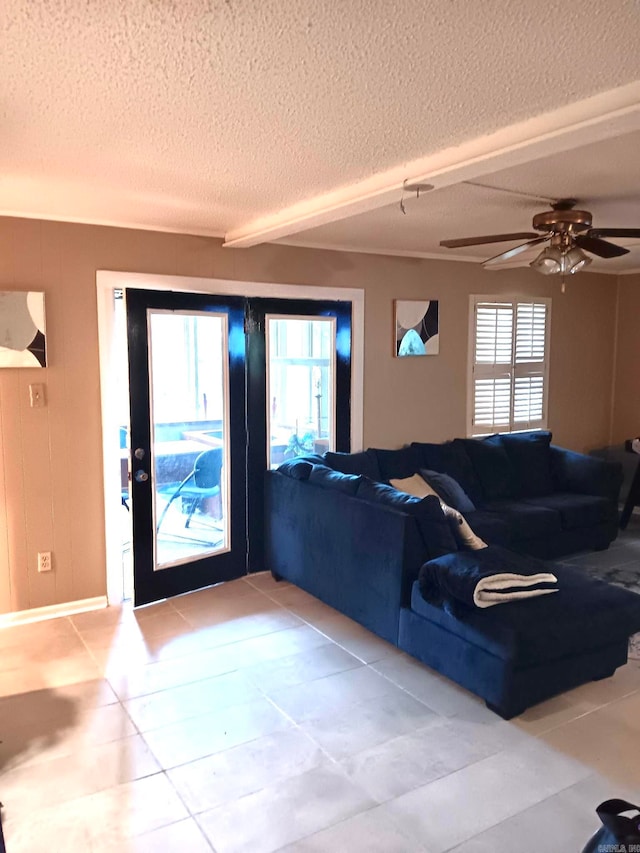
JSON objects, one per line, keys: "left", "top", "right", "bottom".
{"left": 0, "top": 596, "right": 108, "bottom": 628}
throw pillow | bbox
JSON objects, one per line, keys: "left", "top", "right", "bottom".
{"left": 500, "top": 430, "right": 553, "bottom": 497}
{"left": 441, "top": 505, "right": 487, "bottom": 551}
{"left": 411, "top": 440, "right": 482, "bottom": 503}
{"left": 419, "top": 469, "right": 476, "bottom": 512}
{"left": 391, "top": 474, "right": 485, "bottom": 550}
{"left": 389, "top": 474, "right": 439, "bottom": 499}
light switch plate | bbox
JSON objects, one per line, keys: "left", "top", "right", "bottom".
{"left": 29, "top": 383, "right": 46, "bottom": 408}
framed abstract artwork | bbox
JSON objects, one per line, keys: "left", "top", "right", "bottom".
{"left": 394, "top": 300, "right": 439, "bottom": 357}
{"left": 0, "top": 291, "right": 47, "bottom": 367}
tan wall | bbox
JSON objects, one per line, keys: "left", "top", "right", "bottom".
{"left": 0, "top": 217, "right": 619, "bottom": 612}
{"left": 611, "top": 273, "right": 640, "bottom": 445}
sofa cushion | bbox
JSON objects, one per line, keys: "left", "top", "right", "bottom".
{"left": 410, "top": 562, "right": 640, "bottom": 666}
{"left": 373, "top": 446, "right": 420, "bottom": 481}
{"left": 500, "top": 431, "right": 554, "bottom": 497}
{"left": 521, "top": 492, "right": 617, "bottom": 531}
{"left": 356, "top": 479, "right": 458, "bottom": 558}
{"left": 458, "top": 436, "right": 516, "bottom": 500}
{"left": 480, "top": 499, "right": 562, "bottom": 539}
{"left": 411, "top": 441, "right": 482, "bottom": 504}
{"left": 276, "top": 458, "right": 313, "bottom": 480}
{"left": 308, "top": 464, "right": 361, "bottom": 495}
{"left": 419, "top": 469, "right": 476, "bottom": 513}
{"left": 324, "top": 449, "right": 381, "bottom": 481}
{"left": 464, "top": 510, "right": 512, "bottom": 547}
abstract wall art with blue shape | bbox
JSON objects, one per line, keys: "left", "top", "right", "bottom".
{"left": 395, "top": 300, "right": 439, "bottom": 357}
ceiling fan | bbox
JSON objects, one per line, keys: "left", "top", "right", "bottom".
{"left": 439, "top": 199, "right": 640, "bottom": 275}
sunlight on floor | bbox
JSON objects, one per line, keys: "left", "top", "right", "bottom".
{"left": 1, "top": 525, "right": 639, "bottom": 851}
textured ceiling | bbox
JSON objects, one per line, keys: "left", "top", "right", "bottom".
{"left": 278, "top": 128, "right": 640, "bottom": 273}
{"left": 2, "top": 0, "right": 640, "bottom": 267}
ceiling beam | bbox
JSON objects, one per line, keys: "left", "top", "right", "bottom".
{"left": 223, "top": 81, "right": 640, "bottom": 249}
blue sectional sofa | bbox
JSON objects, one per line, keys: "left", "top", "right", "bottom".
{"left": 373, "top": 431, "right": 620, "bottom": 559}
{"left": 264, "top": 431, "right": 640, "bottom": 717}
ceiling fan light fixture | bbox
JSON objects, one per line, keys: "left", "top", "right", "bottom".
{"left": 563, "top": 246, "right": 592, "bottom": 274}
{"left": 530, "top": 245, "right": 564, "bottom": 275}
{"left": 530, "top": 245, "right": 592, "bottom": 276}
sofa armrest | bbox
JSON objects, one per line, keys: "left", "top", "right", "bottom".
{"left": 549, "top": 445, "right": 623, "bottom": 502}
{"left": 264, "top": 471, "right": 427, "bottom": 644}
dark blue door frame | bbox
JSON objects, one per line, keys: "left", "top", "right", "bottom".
{"left": 126, "top": 289, "right": 247, "bottom": 606}
{"left": 245, "top": 297, "right": 352, "bottom": 572}
{"left": 126, "top": 289, "right": 352, "bottom": 604}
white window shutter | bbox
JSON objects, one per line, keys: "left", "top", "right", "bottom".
{"left": 515, "top": 302, "right": 547, "bottom": 363}
{"left": 513, "top": 373, "right": 545, "bottom": 426}
{"left": 513, "top": 301, "right": 548, "bottom": 428}
{"left": 473, "top": 376, "right": 512, "bottom": 427}
{"left": 472, "top": 302, "right": 514, "bottom": 432}
{"left": 470, "top": 298, "right": 549, "bottom": 434}
{"left": 474, "top": 302, "right": 514, "bottom": 364}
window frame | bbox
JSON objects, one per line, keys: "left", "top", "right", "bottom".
{"left": 265, "top": 313, "right": 337, "bottom": 467}
{"left": 467, "top": 294, "right": 552, "bottom": 437}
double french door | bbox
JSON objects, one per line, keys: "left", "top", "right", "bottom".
{"left": 125, "top": 289, "right": 351, "bottom": 606}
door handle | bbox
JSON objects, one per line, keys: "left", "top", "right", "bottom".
{"left": 134, "top": 470, "right": 149, "bottom": 483}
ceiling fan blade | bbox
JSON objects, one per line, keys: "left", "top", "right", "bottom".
{"left": 576, "top": 235, "right": 629, "bottom": 259}
{"left": 484, "top": 236, "right": 549, "bottom": 266}
{"left": 439, "top": 232, "right": 539, "bottom": 249}
{"left": 587, "top": 228, "right": 640, "bottom": 240}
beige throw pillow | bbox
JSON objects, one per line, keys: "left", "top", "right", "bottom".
{"left": 389, "top": 474, "right": 439, "bottom": 499}
{"left": 390, "top": 475, "right": 487, "bottom": 551}
{"left": 440, "top": 505, "right": 487, "bottom": 550}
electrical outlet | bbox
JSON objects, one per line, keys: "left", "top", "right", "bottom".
{"left": 37, "top": 551, "right": 52, "bottom": 572}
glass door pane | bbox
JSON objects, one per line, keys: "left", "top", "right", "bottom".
{"left": 127, "top": 288, "right": 246, "bottom": 607}
{"left": 266, "top": 316, "right": 336, "bottom": 468}
{"left": 148, "top": 310, "right": 229, "bottom": 569}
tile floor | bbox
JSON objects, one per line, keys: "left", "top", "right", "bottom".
{"left": 1, "top": 544, "right": 640, "bottom": 852}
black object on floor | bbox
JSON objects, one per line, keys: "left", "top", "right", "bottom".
{"left": 620, "top": 438, "right": 640, "bottom": 529}
{"left": 0, "top": 802, "right": 6, "bottom": 853}
{"left": 581, "top": 799, "right": 640, "bottom": 852}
